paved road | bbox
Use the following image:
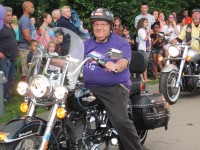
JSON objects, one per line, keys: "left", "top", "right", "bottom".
{"left": 143, "top": 91, "right": 200, "bottom": 150}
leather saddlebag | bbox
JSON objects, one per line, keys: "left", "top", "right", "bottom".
{"left": 130, "top": 93, "right": 170, "bottom": 130}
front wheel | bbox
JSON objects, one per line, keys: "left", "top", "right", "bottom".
{"left": 159, "top": 71, "right": 180, "bottom": 104}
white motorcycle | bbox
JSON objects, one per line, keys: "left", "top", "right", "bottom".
{"left": 159, "top": 38, "right": 200, "bottom": 104}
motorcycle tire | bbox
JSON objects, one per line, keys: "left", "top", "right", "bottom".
{"left": 159, "top": 71, "right": 180, "bottom": 104}
{"left": 138, "top": 130, "right": 148, "bottom": 145}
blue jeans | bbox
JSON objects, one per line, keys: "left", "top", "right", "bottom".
{"left": 7, "top": 61, "right": 15, "bottom": 89}
{"left": 0, "top": 58, "right": 10, "bottom": 99}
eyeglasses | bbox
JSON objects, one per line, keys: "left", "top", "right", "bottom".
{"left": 154, "top": 26, "right": 159, "bottom": 28}
{"left": 93, "top": 23, "right": 109, "bottom": 28}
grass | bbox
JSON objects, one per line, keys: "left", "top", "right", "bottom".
{"left": 0, "top": 79, "right": 47, "bottom": 124}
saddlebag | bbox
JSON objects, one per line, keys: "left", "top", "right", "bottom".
{"left": 130, "top": 93, "right": 170, "bottom": 130}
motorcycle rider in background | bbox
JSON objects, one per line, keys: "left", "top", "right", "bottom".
{"left": 172, "top": 8, "right": 200, "bottom": 52}
{"left": 83, "top": 8, "right": 143, "bottom": 150}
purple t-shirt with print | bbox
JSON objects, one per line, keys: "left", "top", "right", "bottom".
{"left": 83, "top": 33, "right": 132, "bottom": 88}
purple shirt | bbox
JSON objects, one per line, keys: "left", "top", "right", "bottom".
{"left": 83, "top": 33, "right": 132, "bottom": 88}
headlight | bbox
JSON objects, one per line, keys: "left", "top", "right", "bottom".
{"left": 168, "top": 45, "right": 181, "bottom": 57}
{"left": 54, "top": 86, "right": 68, "bottom": 100}
{"left": 30, "top": 75, "right": 52, "bottom": 98}
{"left": 17, "top": 81, "right": 29, "bottom": 96}
{"left": 186, "top": 49, "right": 199, "bottom": 62}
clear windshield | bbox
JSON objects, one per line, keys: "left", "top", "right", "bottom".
{"left": 28, "top": 27, "right": 84, "bottom": 90}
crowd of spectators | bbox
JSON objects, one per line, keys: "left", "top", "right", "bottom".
{"left": 0, "top": 1, "right": 199, "bottom": 102}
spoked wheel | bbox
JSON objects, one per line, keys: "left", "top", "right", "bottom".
{"left": 137, "top": 130, "right": 148, "bottom": 145}
{"left": 159, "top": 71, "right": 180, "bottom": 104}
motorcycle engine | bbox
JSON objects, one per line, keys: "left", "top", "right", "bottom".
{"left": 185, "top": 77, "right": 200, "bottom": 90}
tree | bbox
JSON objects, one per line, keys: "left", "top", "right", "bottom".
{"left": 0, "top": 0, "right": 197, "bottom": 34}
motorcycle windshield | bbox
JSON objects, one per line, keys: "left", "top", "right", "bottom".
{"left": 28, "top": 27, "right": 84, "bottom": 89}
{"left": 52, "top": 27, "right": 84, "bottom": 89}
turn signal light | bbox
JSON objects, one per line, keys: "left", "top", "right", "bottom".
{"left": 56, "top": 108, "right": 66, "bottom": 119}
{"left": 20, "top": 102, "right": 29, "bottom": 113}
{"left": 0, "top": 132, "right": 7, "bottom": 141}
{"left": 186, "top": 56, "right": 191, "bottom": 61}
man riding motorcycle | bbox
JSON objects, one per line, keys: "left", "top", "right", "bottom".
{"left": 83, "top": 8, "right": 143, "bottom": 150}
{"left": 172, "top": 8, "right": 200, "bottom": 52}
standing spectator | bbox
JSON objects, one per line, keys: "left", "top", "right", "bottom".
{"left": 57, "top": 6, "right": 78, "bottom": 56}
{"left": 54, "top": 31, "right": 64, "bottom": 56}
{"left": 11, "top": 15, "right": 19, "bottom": 41}
{"left": 50, "top": 9, "right": 61, "bottom": 27}
{"left": 57, "top": 6, "right": 78, "bottom": 34}
{"left": 26, "top": 40, "right": 38, "bottom": 67}
{"left": 151, "top": 22, "right": 164, "bottom": 80}
{"left": 182, "top": 9, "right": 192, "bottom": 24}
{"left": 30, "top": 17, "right": 36, "bottom": 40}
{"left": 136, "top": 18, "right": 153, "bottom": 82}
{"left": 38, "top": 13, "right": 54, "bottom": 42}
{"left": 19, "top": 1, "right": 35, "bottom": 81}
{"left": 0, "top": 6, "right": 18, "bottom": 103}
{"left": 176, "top": 15, "right": 185, "bottom": 32}
{"left": 135, "top": 2, "right": 155, "bottom": 30}
{"left": 162, "top": 13, "right": 179, "bottom": 58}
{"left": 152, "top": 10, "right": 159, "bottom": 22}
{"left": 114, "top": 16, "right": 123, "bottom": 35}
{"left": 158, "top": 11, "right": 166, "bottom": 31}
{"left": 122, "top": 26, "right": 135, "bottom": 49}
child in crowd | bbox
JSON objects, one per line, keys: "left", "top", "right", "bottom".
{"left": 151, "top": 22, "right": 164, "bottom": 80}
{"left": 54, "top": 31, "right": 64, "bottom": 56}
{"left": 27, "top": 40, "right": 38, "bottom": 67}
{"left": 122, "top": 26, "right": 135, "bottom": 50}
{"left": 47, "top": 41, "right": 61, "bottom": 73}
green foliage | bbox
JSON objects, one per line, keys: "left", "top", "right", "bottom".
{"left": 1, "top": 0, "right": 197, "bottom": 34}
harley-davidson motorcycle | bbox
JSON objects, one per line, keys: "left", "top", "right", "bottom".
{"left": 159, "top": 38, "right": 200, "bottom": 104}
{"left": 0, "top": 28, "right": 170, "bottom": 150}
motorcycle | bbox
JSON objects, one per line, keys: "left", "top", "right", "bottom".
{"left": 0, "top": 27, "right": 170, "bottom": 150}
{"left": 159, "top": 38, "right": 200, "bottom": 104}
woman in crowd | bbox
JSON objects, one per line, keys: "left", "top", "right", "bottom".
{"left": 162, "top": 13, "right": 179, "bottom": 58}
{"left": 158, "top": 11, "right": 166, "bottom": 31}
{"left": 38, "top": 12, "right": 54, "bottom": 43}
{"left": 151, "top": 22, "right": 164, "bottom": 79}
{"left": 11, "top": 15, "right": 19, "bottom": 42}
{"left": 152, "top": 10, "right": 159, "bottom": 22}
{"left": 113, "top": 16, "right": 123, "bottom": 36}
{"left": 136, "top": 18, "right": 153, "bottom": 82}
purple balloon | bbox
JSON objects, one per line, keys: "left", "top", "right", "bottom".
{"left": 0, "top": 4, "right": 6, "bottom": 20}
{"left": 0, "top": 20, "right": 3, "bottom": 30}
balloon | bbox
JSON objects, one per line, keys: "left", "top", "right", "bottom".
{"left": 0, "top": 4, "right": 6, "bottom": 20}
{"left": 185, "top": 17, "right": 192, "bottom": 25}
{"left": 0, "top": 20, "right": 3, "bottom": 30}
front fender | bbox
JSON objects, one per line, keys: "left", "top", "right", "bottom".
{"left": 0, "top": 116, "right": 46, "bottom": 143}
{"left": 161, "top": 64, "right": 179, "bottom": 73}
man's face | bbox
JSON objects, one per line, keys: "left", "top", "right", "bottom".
{"left": 64, "top": 8, "right": 71, "bottom": 18}
{"left": 92, "top": 20, "right": 110, "bottom": 41}
{"left": 55, "top": 35, "right": 63, "bottom": 44}
{"left": 4, "top": 11, "right": 12, "bottom": 24}
{"left": 192, "top": 12, "right": 200, "bottom": 24}
{"left": 27, "top": 2, "right": 35, "bottom": 15}
{"left": 140, "top": 5, "right": 148, "bottom": 15}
